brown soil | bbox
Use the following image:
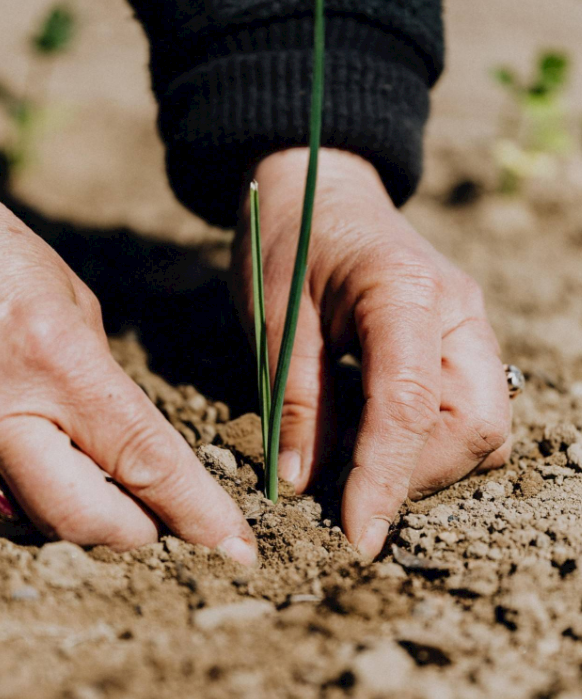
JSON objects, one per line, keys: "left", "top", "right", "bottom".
{"left": 2, "top": 2, "right": 582, "bottom": 698}
{"left": 3, "top": 168, "right": 582, "bottom": 698}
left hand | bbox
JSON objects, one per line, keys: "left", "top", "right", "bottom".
{"left": 232, "top": 148, "right": 512, "bottom": 559}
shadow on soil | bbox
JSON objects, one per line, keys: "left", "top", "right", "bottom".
{"left": 0, "top": 153, "right": 364, "bottom": 437}
{"left": 0, "top": 153, "right": 259, "bottom": 415}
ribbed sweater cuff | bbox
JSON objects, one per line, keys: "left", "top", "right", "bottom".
{"left": 157, "top": 16, "right": 432, "bottom": 228}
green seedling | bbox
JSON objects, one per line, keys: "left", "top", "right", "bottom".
{"left": 492, "top": 51, "right": 573, "bottom": 192}
{"left": 250, "top": 180, "right": 271, "bottom": 467}
{"left": 251, "top": 0, "right": 325, "bottom": 503}
{"left": 0, "top": 4, "right": 76, "bottom": 169}
{"left": 32, "top": 5, "right": 76, "bottom": 56}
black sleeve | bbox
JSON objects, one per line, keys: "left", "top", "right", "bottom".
{"left": 127, "top": 0, "right": 444, "bottom": 228}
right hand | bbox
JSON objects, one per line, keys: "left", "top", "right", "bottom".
{"left": 0, "top": 204, "right": 256, "bottom": 564}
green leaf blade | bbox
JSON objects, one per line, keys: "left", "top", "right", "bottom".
{"left": 250, "top": 181, "right": 272, "bottom": 475}
{"left": 265, "top": 0, "right": 325, "bottom": 503}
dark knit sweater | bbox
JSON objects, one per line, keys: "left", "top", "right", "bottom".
{"left": 127, "top": 0, "right": 444, "bottom": 228}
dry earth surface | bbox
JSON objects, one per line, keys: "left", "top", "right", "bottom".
{"left": 1, "top": 1, "right": 582, "bottom": 698}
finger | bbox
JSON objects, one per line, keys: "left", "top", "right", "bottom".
{"left": 408, "top": 319, "right": 511, "bottom": 498}
{"left": 473, "top": 434, "right": 513, "bottom": 472}
{"left": 46, "top": 327, "right": 257, "bottom": 565}
{"left": 277, "top": 299, "right": 335, "bottom": 492}
{"left": 342, "top": 277, "right": 442, "bottom": 559}
{"left": 473, "top": 399, "right": 514, "bottom": 474}
{"left": 0, "top": 415, "right": 159, "bottom": 549}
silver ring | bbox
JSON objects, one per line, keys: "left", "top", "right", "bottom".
{"left": 504, "top": 364, "right": 525, "bottom": 399}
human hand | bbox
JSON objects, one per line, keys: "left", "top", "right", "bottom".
{"left": 233, "top": 148, "right": 511, "bottom": 559}
{"left": 0, "top": 204, "right": 256, "bottom": 564}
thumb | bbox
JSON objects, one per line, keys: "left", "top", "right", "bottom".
{"left": 273, "top": 300, "right": 334, "bottom": 492}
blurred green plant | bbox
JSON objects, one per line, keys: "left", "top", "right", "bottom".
{"left": 492, "top": 51, "right": 573, "bottom": 192}
{"left": 32, "top": 5, "right": 76, "bottom": 55}
{"left": 0, "top": 4, "right": 77, "bottom": 171}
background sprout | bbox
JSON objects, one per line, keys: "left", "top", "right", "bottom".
{"left": 32, "top": 5, "right": 76, "bottom": 57}
{"left": 492, "top": 51, "right": 573, "bottom": 192}
{"left": 0, "top": 3, "right": 77, "bottom": 170}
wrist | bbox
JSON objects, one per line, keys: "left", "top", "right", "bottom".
{"left": 239, "top": 147, "right": 392, "bottom": 250}
{"left": 234, "top": 147, "right": 401, "bottom": 304}
{"left": 251, "top": 147, "right": 387, "bottom": 203}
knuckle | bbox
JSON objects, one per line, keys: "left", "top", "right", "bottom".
{"left": 357, "top": 463, "right": 411, "bottom": 505}
{"left": 76, "top": 284, "right": 102, "bottom": 323}
{"left": 281, "top": 399, "right": 317, "bottom": 427}
{"left": 389, "top": 257, "right": 442, "bottom": 307}
{"left": 465, "top": 416, "right": 509, "bottom": 460}
{"left": 386, "top": 380, "right": 439, "bottom": 436}
{"left": 112, "top": 422, "right": 179, "bottom": 496}
{"left": 354, "top": 262, "right": 441, "bottom": 327}
{"left": 17, "top": 304, "right": 77, "bottom": 372}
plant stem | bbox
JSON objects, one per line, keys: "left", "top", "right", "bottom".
{"left": 265, "top": 0, "right": 325, "bottom": 502}
{"left": 249, "top": 181, "right": 272, "bottom": 466}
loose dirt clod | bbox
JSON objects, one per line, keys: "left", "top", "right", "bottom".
{"left": 196, "top": 444, "right": 238, "bottom": 476}
{"left": 34, "top": 542, "right": 96, "bottom": 589}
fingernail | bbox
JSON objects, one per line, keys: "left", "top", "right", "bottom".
{"left": 218, "top": 536, "right": 258, "bottom": 567}
{"left": 279, "top": 450, "right": 302, "bottom": 485}
{"left": 356, "top": 518, "right": 390, "bottom": 560}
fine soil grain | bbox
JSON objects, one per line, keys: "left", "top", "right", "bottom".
{"left": 2, "top": 153, "right": 582, "bottom": 698}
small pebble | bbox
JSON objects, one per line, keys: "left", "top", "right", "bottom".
{"left": 567, "top": 442, "right": 582, "bottom": 469}
{"left": 194, "top": 600, "right": 275, "bottom": 630}
{"left": 483, "top": 481, "right": 506, "bottom": 499}
{"left": 288, "top": 594, "right": 322, "bottom": 604}
{"left": 186, "top": 393, "right": 207, "bottom": 415}
{"left": 351, "top": 641, "right": 413, "bottom": 693}
{"left": 426, "top": 505, "right": 454, "bottom": 527}
{"left": 487, "top": 547, "right": 503, "bottom": 561}
{"left": 474, "top": 481, "right": 505, "bottom": 501}
{"left": 203, "top": 405, "right": 218, "bottom": 424}
{"left": 543, "top": 423, "right": 581, "bottom": 453}
{"left": 403, "top": 514, "right": 427, "bottom": 530}
{"left": 466, "top": 542, "right": 489, "bottom": 558}
{"left": 67, "top": 687, "right": 103, "bottom": 699}
{"left": 214, "top": 401, "right": 230, "bottom": 423}
{"left": 11, "top": 585, "right": 40, "bottom": 601}
{"left": 199, "top": 424, "right": 217, "bottom": 444}
{"left": 164, "top": 536, "right": 183, "bottom": 556}
{"left": 34, "top": 542, "right": 95, "bottom": 590}
{"left": 399, "top": 527, "right": 422, "bottom": 546}
{"left": 437, "top": 530, "right": 459, "bottom": 545}
{"left": 552, "top": 545, "right": 572, "bottom": 567}
{"left": 373, "top": 562, "right": 407, "bottom": 579}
